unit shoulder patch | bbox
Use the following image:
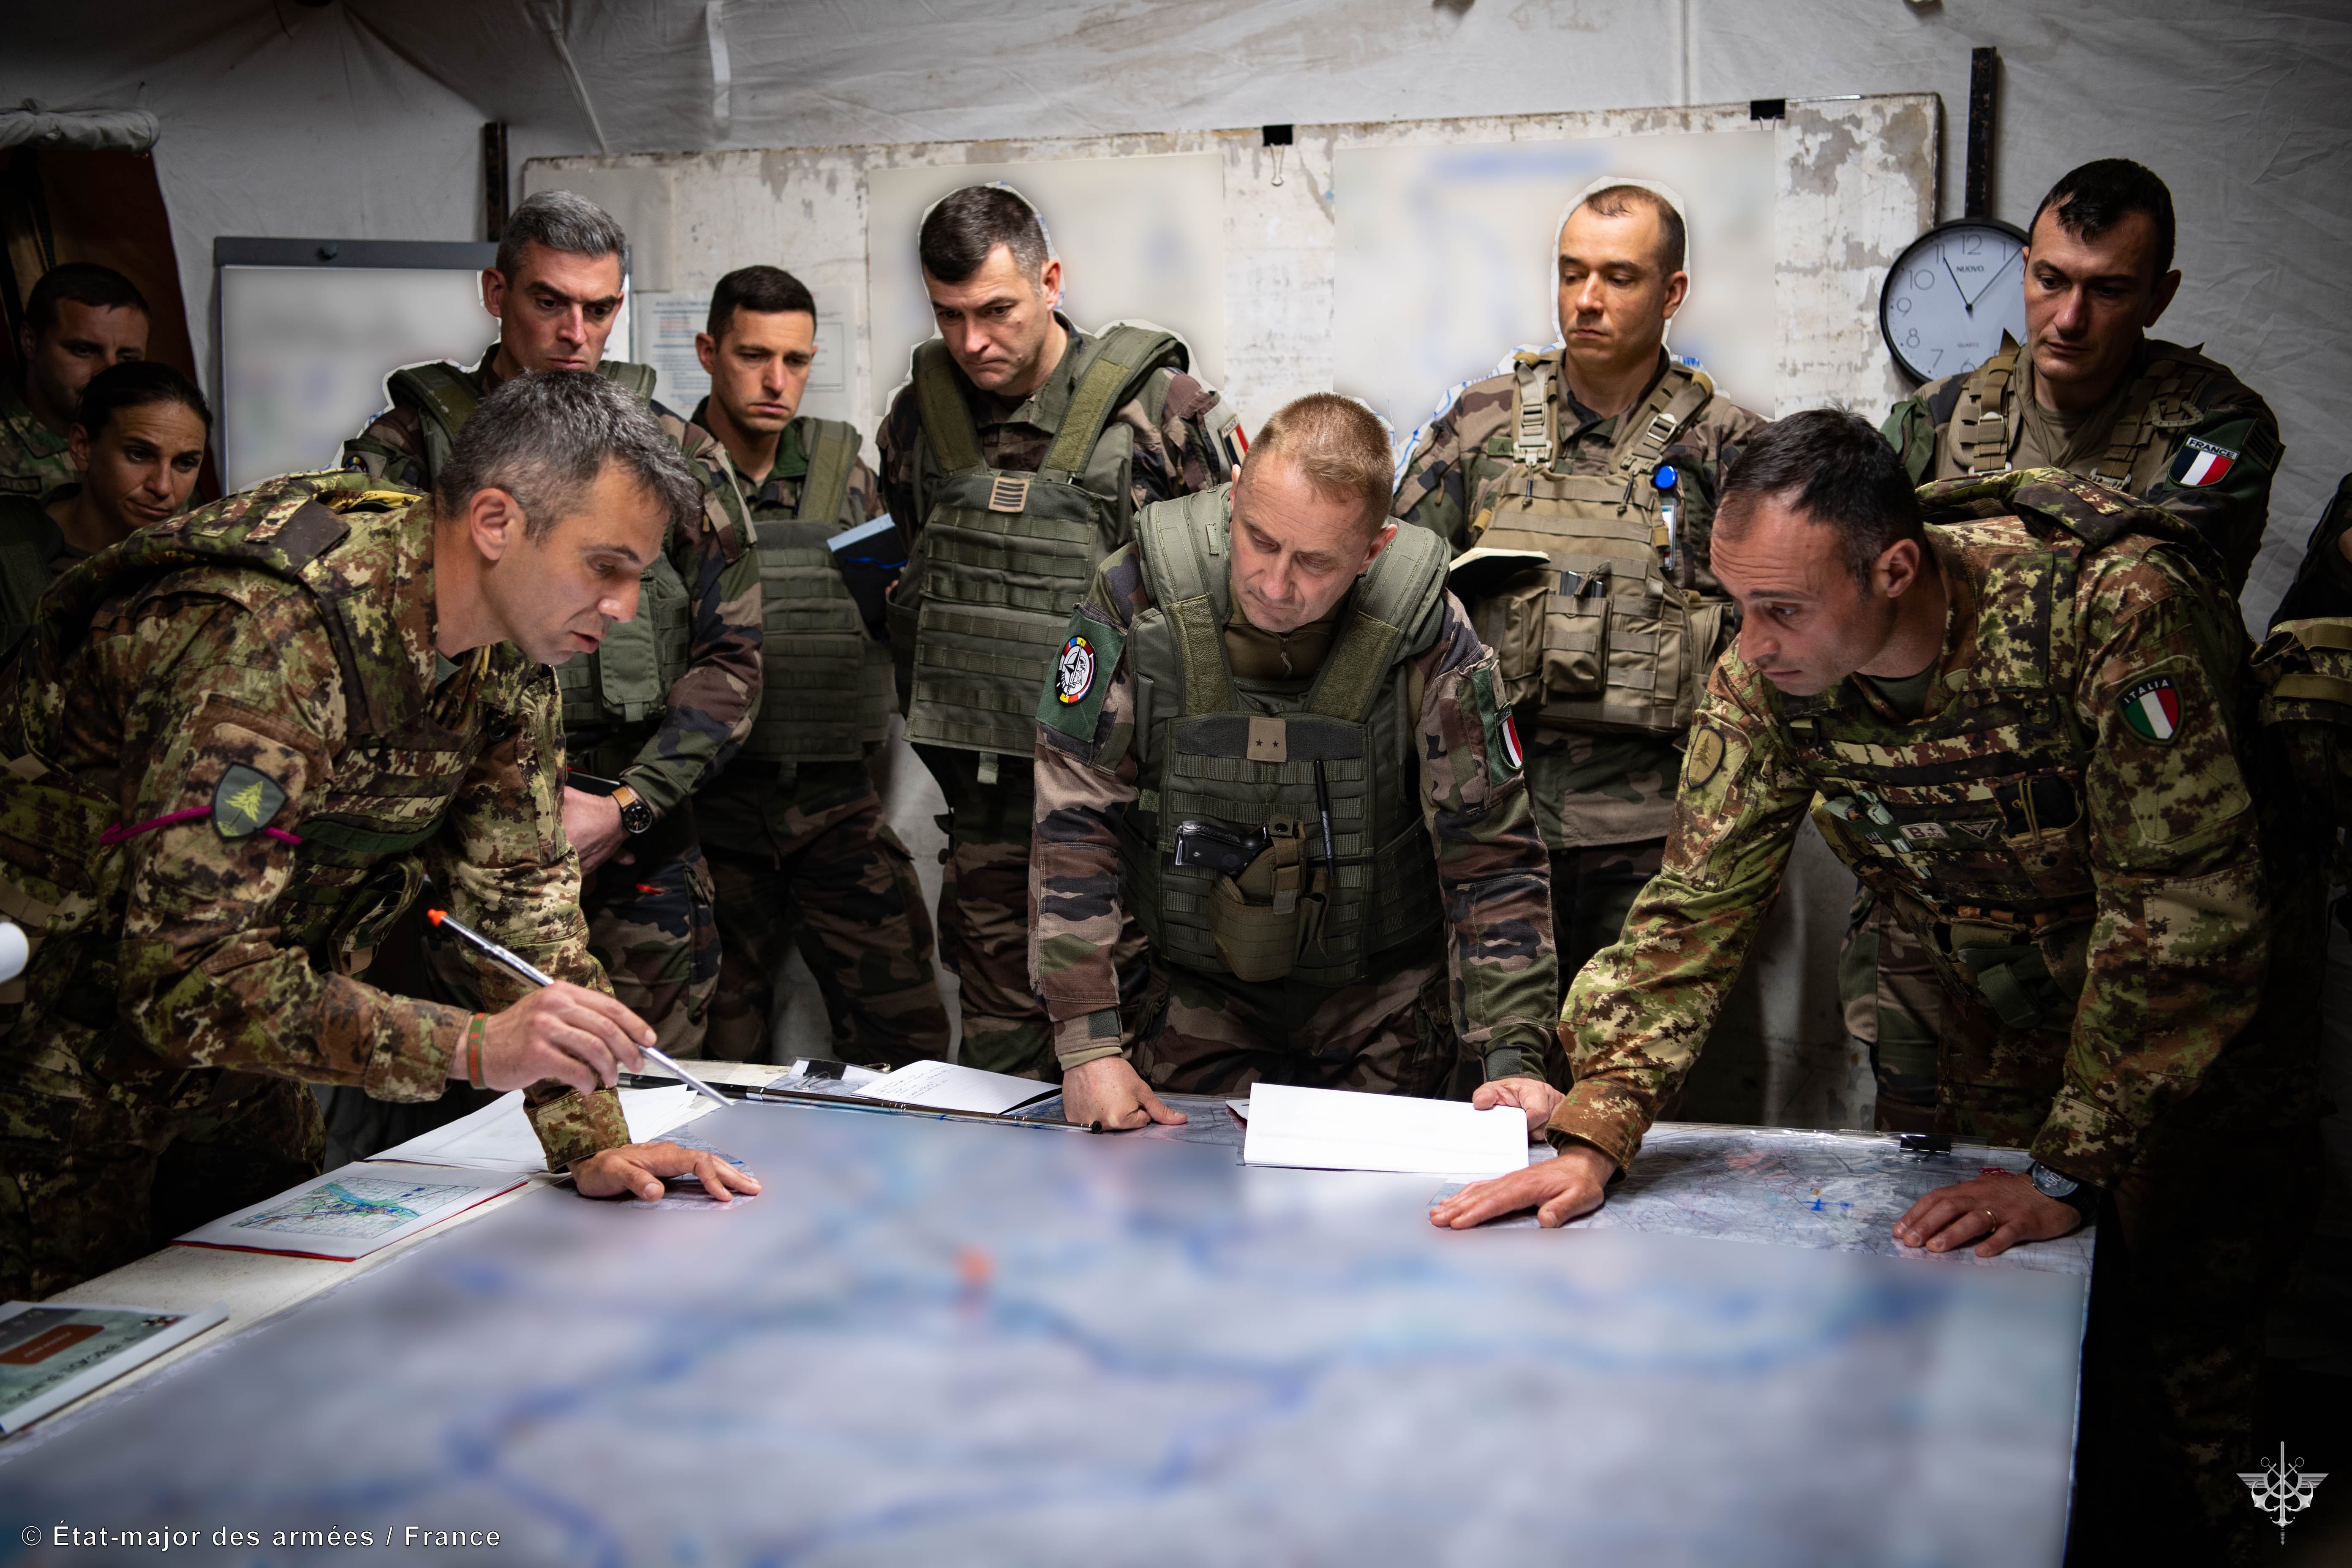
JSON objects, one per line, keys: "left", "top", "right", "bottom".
{"left": 2119, "top": 674, "right": 2181, "bottom": 744}
{"left": 212, "top": 762, "right": 289, "bottom": 838}
{"left": 2169, "top": 436, "right": 2240, "bottom": 488}
{"left": 1037, "top": 604, "right": 1124, "bottom": 740}
{"left": 1686, "top": 725, "right": 1727, "bottom": 787}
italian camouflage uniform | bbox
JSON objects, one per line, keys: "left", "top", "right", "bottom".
{"left": 1030, "top": 485, "right": 1558, "bottom": 1097}
{"left": 0, "top": 385, "right": 76, "bottom": 506}
{"left": 342, "top": 345, "right": 763, "bottom": 1062}
{"left": 1392, "top": 348, "right": 1762, "bottom": 987}
{"left": 1546, "top": 471, "right": 2314, "bottom": 1564}
{"left": 689, "top": 403, "right": 949, "bottom": 1067}
{"left": 0, "top": 474, "right": 630, "bottom": 1298}
{"left": 877, "top": 316, "right": 1236, "bottom": 1078}
{"left": 1863, "top": 335, "right": 2285, "bottom": 1130}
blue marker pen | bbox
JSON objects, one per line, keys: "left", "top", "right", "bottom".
{"left": 1654, "top": 463, "right": 1681, "bottom": 578}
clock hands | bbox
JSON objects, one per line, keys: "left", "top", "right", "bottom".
{"left": 1940, "top": 248, "right": 1973, "bottom": 316}
{"left": 1961, "top": 245, "right": 2023, "bottom": 310}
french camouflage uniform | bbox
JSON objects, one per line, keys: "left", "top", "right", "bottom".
{"left": 0, "top": 492, "right": 86, "bottom": 663}
{"left": 1865, "top": 335, "right": 2284, "bottom": 1130}
{"left": 0, "top": 474, "right": 630, "bottom": 1298}
{"left": 1546, "top": 471, "right": 2314, "bottom": 1564}
{"left": 0, "top": 385, "right": 76, "bottom": 506}
{"left": 1392, "top": 348, "right": 1762, "bottom": 987}
{"left": 877, "top": 316, "right": 1239, "bottom": 1077}
{"left": 343, "top": 346, "right": 763, "bottom": 1059}
{"left": 688, "top": 403, "right": 949, "bottom": 1067}
{"left": 1030, "top": 485, "right": 1558, "bottom": 1096}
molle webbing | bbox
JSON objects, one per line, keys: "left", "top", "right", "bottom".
{"left": 1510, "top": 351, "right": 1712, "bottom": 480}
{"left": 1963, "top": 338, "right": 2213, "bottom": 485}
{"left": 798, "top": 419, "right": 858, "bottom": 529}
{"left": 1961, "top": 338, "right": 2022, "bottom": 475}
{"left": 740, "top": 418, "right": 879, "bottom": 765}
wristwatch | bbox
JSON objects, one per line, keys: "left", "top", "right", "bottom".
{"left": 2029, "top": 1161, "right": 2098, "bottom": 1223}
{"left": 610, "top": 782, "right": 655, "bottom": 836}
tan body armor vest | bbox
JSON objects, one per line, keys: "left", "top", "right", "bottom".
{"left": 741, "top": 417, "right": 893, "bottom": 765}
{"left": 1947, "top": 335, "right": 2219, "bottom": 489}
{"left": 366, "top": 357, "right": 702, "bottom": 752}
{"left": 1118, "top": 487, "right": 1448, "bottom": 985}
{"left": 1794, "top": 472, "right": 2211, "bottom": 1032}
{"left": 0, "top": 477, "right": 544, "bottom": 1023}
{"left": 1459, "top": 351, "right": 1730, "bottom": 737}
{"left": 2254, "top": 616, "right": 2352, "bottom": 893}
{"left": 892, "top": 324, "right": 1190, "bottom": 760}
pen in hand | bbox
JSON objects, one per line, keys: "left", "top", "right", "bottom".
{"left": 425, "top": 909, "right": 733, "bottom": 1108}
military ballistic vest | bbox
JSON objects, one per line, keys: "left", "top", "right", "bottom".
{"left": 1458, "top": 350, "right": 1731, "bottom": 737}
{"left": 1789, "top": 469, "right": 2220, "bottom": 1032}
{"left": 0, "top": 473, "right": 552, "bottom": 1017}
{"left": 2253, "top": 616, "right": 2352, "bottom": 892}
{"left": 895, "top": 324, "right": 1190, "bottom": 760}
{"left": 1115, "top": 487, "right": 1448, "bottom": 986}
{"left": 1942, "top": 334, "right": 2226, "bottom": 488}
{"left": 741, "top": 417, "right": 894, "bottom": 765}
{"left": 365, "top": 356, "right": 702, "bottom": 750}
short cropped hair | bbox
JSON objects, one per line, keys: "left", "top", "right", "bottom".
{"left": 919, "top": 186, "right": 1050, "bottom": 286}
{"left": 2029, "top": 158, "right": 2175, "bottom": 281}
{"left": 706, "top": 265, "right": 816, "bottom": 340}
{"left": 1246, "top": 394, "right": 1394, "bottom": 532}
{"left": 74, "top": 361, "right": 210, "bottom": 441}
{"left": 496, "top": 191, "right": 626, "bottom": 284}
{"left": 437, "top": 371, "right": 698, "bottom": 541}
{"left": 1716, "top": 409, "right": 1922, "bottom": 588}
{"left": 26, "top": 262, "right": 148, "bottom": 336}
{"left": 1573, "top": 185, "right": 1686, "bottom": 277}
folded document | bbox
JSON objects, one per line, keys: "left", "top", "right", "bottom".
{"left": 1240, "top": 1082, "right": 1530, "bottom": 1178}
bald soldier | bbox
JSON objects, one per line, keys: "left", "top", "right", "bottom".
{"left": 1436, "top": 412, "right": 2313, "bottom": 1563}
{"left": 1393, "top": 184, "right": 1764, "bottom": 985}
{"left": 1865, "top": 158, "right": 2285, "bottom": 1130}
{"left": 878, "top": 185, "right": 1239, "bottom": 1077}
{"left": 344, "top": 191, "right": 762, "bottom": 1058}
{"left": 1032, "top": 394, "right": 1559, "bottom": 1130}
{"left": 0, "top": 373, "right": 758, "bottom": 1299}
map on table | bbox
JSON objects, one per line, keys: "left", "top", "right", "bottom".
{"left": 0, "top": 1105, "right": 2084, "bottom": 1567}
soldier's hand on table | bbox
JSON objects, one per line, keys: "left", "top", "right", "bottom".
{"left": 1062, "top": 1055, "right": 1187, "bottom": 1131}
{"left": 1473, "top": 1075, "right": 1564, "bottom": 1133}
{"left": 1429, "top": 1140, "right": 1614, "bottom": 1230}
{"left": 561, "top": 786, "right": 634, "bottom": 874}
{"left": 1892, "top": 1170, "right": 2082, "bottom": 1258}
{"left": 471, "top": 984, "right": 656, "bottom": 1094}
{"left": 571, "top": 1141, "right": 762, "bottom": 1203}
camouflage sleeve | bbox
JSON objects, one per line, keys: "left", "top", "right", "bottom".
{"left": 1390, "top": 390, "right": 1477, "bottom": 549}
{"left": 1881, "top": 393, "right": 1939, "bottom": 486}
{"left": 1543, "top": 651, "right": 1814, "bottom": 1168}
{"left": 1121, "top": 369, "right": 1237, "bottom": 511}
{"left": 1416, "top": 594, "right": 1559, "bottom": 1080}
{"left": 426, "top": 657, "right": 628, "bottom": 1167}
{"left": 615, "top": 440, "right": 764, "bottom": 818}
{"left": 339, "top": 408, "right": 430, "bottom": 492}
{"left": 102, "top": 588, "right": 465, "bottom": 1100}
{"left": 847, "top": 450, "right": 887, "bottom": 523}
{"left": 2042, "top": 556, "right": 2268, "bottom": 1187}
{"left": 1668, "top": 395, "right": 1766, "bottom": 594}
{"left": 2138, "top": 381, "right": 2284, "bottom": 594}
{"left": 2271, "top": 473, "right": 2352, "bottom": 625}
{"left": 875, "top": 384, "right": 925, "bottom": 542}
{"left": 1030, "top": 550, "right": 1152, "bottom": 1071}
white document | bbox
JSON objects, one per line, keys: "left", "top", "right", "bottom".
{"left": 174, "top": 1168, "right": 525, "bottom": 1262}
{"left": 1241, "top": 1083, "right": 1530, "bottom": 1178}
{"left": 852, "top": 1060, "right": 1059, "bottom": 1116}
{"left": 373, "top": 1085, "right": 724, "bottom": 1173}
{"left": 0, "top": 1301, "right": 230, "bottom": 1432}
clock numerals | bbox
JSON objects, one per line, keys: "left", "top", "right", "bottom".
{"left": 1879, "top": 219, "right": 2030, "bottom": 384}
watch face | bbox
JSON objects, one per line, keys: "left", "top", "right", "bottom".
{"left": 1879, "top": 219, "right": 2030, "bottom": 383}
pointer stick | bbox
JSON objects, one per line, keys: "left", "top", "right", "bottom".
{"left": 426, "top": 909, "right": 732, "bottom": 1108}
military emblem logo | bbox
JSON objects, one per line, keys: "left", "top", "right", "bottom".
{"left": 1499, "top": 713, "right": 1524, "bottom": 770}
{"left": 2119, "top": 675, "right": 2180, "bottom": 743}
{"left": 2170, "top": 436, "right": 2239, "bottom": 488}
{"left": 1055, "top": 635, "right": 1097, "bottom": 705}
{"left": 2240, "top": 1443, "right": 2327, "bottom": 1544}
{"left": 211, "top": 763, "right": 289, "bottom": 839}
{"left": 1687, "top": 726, "right": 1726, "bottom": 787}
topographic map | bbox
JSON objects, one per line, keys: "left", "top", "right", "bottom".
{"left": 227, "top": 1176, "right": 477, "bottom": 1241}
{"left": 0, "top": 1104, "right": 2085, "bottom": 1567}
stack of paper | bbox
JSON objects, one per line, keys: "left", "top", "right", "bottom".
{"left": 849, "top": 1060, "right": 1059, "bottom": 1116}
{"left": 1239, "top": 1083, "right": 1530, "bottom": 1177}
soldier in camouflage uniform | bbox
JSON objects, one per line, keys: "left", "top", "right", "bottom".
{"left": 342, "top": 192, "right": 762, "bottom": 1060}
{"left": 877, "top": 186, "right": 1238, "bottom": 1077}
{"left": 0, "top": 373, "right": 759, "bottom": 1299}
{"left": 1033, "top": 395, "right": 1558, "bottom": 1130}
{"left": 0, "top": 263, "right": 150, "bottom": 502}
{"left": 1867, "top": 159, "right": 2284, "bottom": 1132}
{"left": 1392, "top": 184, "right": 1763, "bottom": 995}
{"left": 1437, "top": 412, "right": 2314, "bottom": 1565}
{"left": 686, "top": 266, "right": 948, "bottom": 1066}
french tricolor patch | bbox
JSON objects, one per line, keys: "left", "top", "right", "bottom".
{"left": 2170, "top": 437, "right": 2238, "bottom": 488}
{"left": 2120, "top": 675, "right": 2180, "bottom": 744}
{"left": 1500, "top": 713, "right": 1524, "bottom": 770}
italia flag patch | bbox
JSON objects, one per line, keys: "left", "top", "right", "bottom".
{"left": 2120, "top": 674, "right": 2180, "bottom": 744}
{"left": 2170, "top": 436, "right": 2238, "bottom": 488}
